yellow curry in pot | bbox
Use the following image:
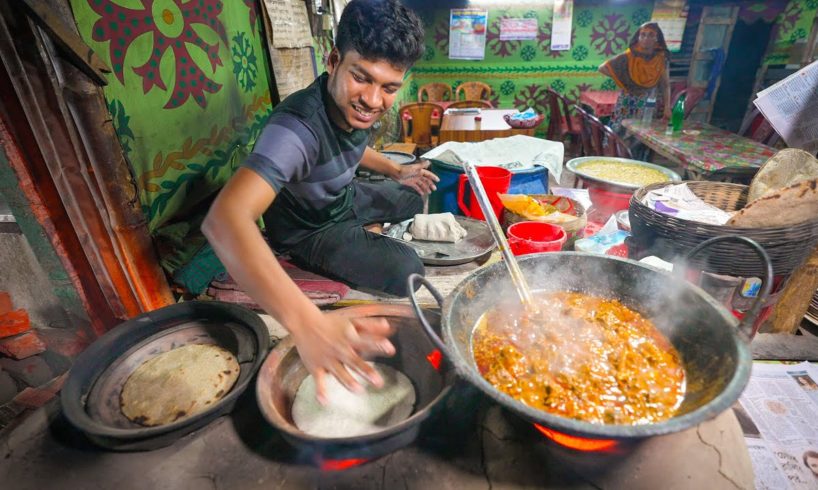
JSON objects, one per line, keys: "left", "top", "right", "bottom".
{"left": 471, "top": 291, "right": 685, "bottom": 425}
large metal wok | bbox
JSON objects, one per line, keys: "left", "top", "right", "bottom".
{"left": 409, "top": 236, "right": 771, "bottom": 441}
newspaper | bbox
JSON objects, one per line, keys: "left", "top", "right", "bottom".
{"left": 753, "top": 60, "right": 818, "bottom": 154}
{"left": 261, "top": 0, "right": 313, "bottom": 48}
{"left": 735, "top": 361, "right": 818, "bottom": 489}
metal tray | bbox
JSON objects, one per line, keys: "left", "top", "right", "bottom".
{"left": 382, "top": 216, "right": 495, "bottom": 266}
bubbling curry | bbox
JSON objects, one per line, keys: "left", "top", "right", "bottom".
{"left": 471, "top": 292, "right": 685, "bottom": 425}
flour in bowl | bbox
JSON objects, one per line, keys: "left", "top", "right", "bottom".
{"left": 291, "top": 363, "right": 416, "bottom": 438}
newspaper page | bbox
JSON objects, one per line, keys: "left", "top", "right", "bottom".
{"left": 753, "top": 60, "right": 818, "bottom": 154}
{"left": 269, "top": 47, "right": 316, "bottom": 99}
{"left": 735, "top": 362, "right": 818, "bottom": 489}
{"left": 261, "top": 0, "right": 313, "bottom": 48}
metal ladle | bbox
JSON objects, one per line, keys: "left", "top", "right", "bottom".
{"left": 462, "top": 161, "right": 534, "bottom": 308}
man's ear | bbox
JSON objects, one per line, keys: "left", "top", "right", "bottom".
{"left": 327, "top": 48, "right": 341, "bottom": 74}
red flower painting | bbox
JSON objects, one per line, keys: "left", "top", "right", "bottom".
{"left": 90, "top": 0, "right": 228, "bottom": 109}
{"left": 590, "top": 14, "right": 630, "bottom": 56}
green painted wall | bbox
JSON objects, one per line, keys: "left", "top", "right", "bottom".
{"left": 764, "top": 0, "right": 818, "bottom": 65}
{"left": 406, "top": 0, "right": 656, "bottom": 125}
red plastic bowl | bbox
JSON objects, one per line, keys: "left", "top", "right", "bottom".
{"left": 506, "top": 221, "right": 567, "bottom": 255}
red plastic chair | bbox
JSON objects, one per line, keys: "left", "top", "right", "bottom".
{"left": 670, "top": 87, "right": 705, "bottom": 119}
{"left": 546, "top": 89, "right": 582, "bottom": 157}
{"left": 602, "top": 125, "right": 634, "bottom": 159}
{"left": 739, "top": 107, "right": 781, "bottom": 147}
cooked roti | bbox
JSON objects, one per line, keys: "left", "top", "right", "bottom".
{"left": 728, "top": 178, "right": 818, "bottom": 228}
{"left": 120, "top": 344, "right": 240, "bottom": 427}
{"left": 292, "top": 363, "right": 416, "bottom": 438}
{"left": 748, "top": 149, "right": 818, "bottom": 202}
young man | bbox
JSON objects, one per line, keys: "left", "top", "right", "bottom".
{"left": 202, "top": 0, "right": 436, "bottom": 402}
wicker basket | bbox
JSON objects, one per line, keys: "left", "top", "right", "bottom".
{"left": 502, "top": 195, "right": 587, "bottom": 250}
{"left": 628, "top": 181, "right": 818, "bottom": 277}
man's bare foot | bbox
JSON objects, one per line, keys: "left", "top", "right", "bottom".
{"left": 364, "top": 223, "right": 383, "bottom": 234}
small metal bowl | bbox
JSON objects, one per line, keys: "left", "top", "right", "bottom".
{"left": 255, "top": 305, "right": 455, "bottom": 464}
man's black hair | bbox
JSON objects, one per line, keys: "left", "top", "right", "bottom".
{"left": 335, "top": 0, "right": 425, "bottom": 70}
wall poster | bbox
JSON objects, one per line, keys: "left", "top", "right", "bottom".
{"left": 449, "top": 8, "right": 488, "bottom": 60}
{"left": 550, "top": 0, "right": 574, "bottom": 51}
{"left": 499, "top": 18, "right": 538, "bottom": 41}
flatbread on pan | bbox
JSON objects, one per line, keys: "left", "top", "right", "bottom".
{"left": 748, "top": 149, "right": 818, "bottom": 202}
{"left": 120, "top": 344, "right": 240, "bottom": 427}
{"left": 728, "top": 178, "right": 818, "bottom": 228}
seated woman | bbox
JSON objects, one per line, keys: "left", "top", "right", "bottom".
{"left": 599, "top": 22, "right": 671, "bottom": 135}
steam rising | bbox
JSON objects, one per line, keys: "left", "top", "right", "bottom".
{"left": 467, "top": 254, "right": 689, "bottom": 425}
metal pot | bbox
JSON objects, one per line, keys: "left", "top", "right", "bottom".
{"left": 255, "top": 305, "right": 456, "bottom": 464}
{"left": 566, "top": 156, "right": 681, "bottom": 194}
{"left": 409, "top": 236, "right": 771, "bottom": 441}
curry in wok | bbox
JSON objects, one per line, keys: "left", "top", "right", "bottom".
{"left": 472, "top": 291, "right": 686, "bottom": 425}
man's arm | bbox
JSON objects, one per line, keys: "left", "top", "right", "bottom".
{"left": 360, "top": 146, "right": 402, "bottom": 178}
{"left": 360, "top": 147, "right": 439, "bottom": 195}
{"left": 202, "top": 168, "right": 394, "bottom": 402}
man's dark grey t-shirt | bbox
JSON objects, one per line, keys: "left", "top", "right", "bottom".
{"left": 242, "top": 73, "right": 369, "bottom": 216}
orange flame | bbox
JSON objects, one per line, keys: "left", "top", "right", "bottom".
{"left": 534, "top": 424, "right": 618, "bottom": 452}
{"left": 320, "top": 458, "right": 370, "bottom": 471}
{"left": 426, "top": 349, "right": 442, "bottom": 371}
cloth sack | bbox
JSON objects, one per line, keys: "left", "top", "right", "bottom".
{"left": 410, "top": 213, "right": 468, "bottom": 242}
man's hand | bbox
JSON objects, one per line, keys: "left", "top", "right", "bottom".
{"left": 290, "top": 310, "right": 396, "bottom": 405}
{"left": 395, "top": 159, "right": 439, "bottom": 195}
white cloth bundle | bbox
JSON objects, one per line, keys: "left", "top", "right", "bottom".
{"left": 410, "top": 213, "right": 468, "bottom": 243}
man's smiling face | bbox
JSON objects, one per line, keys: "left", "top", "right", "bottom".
{"left": 326, "top": 48, "right": 405, "bottom": 130}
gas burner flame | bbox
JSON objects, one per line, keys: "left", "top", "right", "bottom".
{"left": 319, "top": 458, "right": 370, "bottom": 471}
{"left": 534, "top": 424, "right": 618, "bottom": 452}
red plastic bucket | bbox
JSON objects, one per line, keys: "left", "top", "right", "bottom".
{"left": 457, "top": 166, "right": 512, "bottom": 221}
{"left": 507, "top": 221, "right": 567, "bottom": 256}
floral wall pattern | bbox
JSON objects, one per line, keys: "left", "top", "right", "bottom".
{"left": 763, "top": 0, "right": 818, "bottom": 65}
{"left": 70, "top": 0, "right": 273, "bottom": 240}
{"left": 409, "top": 0, "right": 656, "bottom": 133}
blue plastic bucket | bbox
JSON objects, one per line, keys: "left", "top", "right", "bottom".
{"left": 428, "top": 159, "right": 549, "bottom": 215}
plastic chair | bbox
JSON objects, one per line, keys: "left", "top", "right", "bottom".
{"left": 455, "top": 81, "right": 492, "bottom": 101}
{"left": 546, "top": 89, "right": 582, "bottom": 157}
{"left": 670, "top": 87, "right": 705, "bottom": 119}
{"left": 739, "top": 107, "right": 781, "bottom": 147}
{"left": 602, "top": 125, "right": 634, "bottom": 159}
{"left": 587, "top": 115, "right": 607, "bottom": 156}
{"left": 399, "top": 102, "right": 443, "bottom": 152}
{"left": 418, "top": 83, "right": 453, "bottom": 103}
{"left": 446, "top": 100, "right": 493, "bottom": 110}
{"left": 573, "top": 104, "right": 594, "bottom": 157}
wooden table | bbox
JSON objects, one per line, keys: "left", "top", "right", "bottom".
{"left": 622, "top": 119, "right": 776, "bottom": 176}
{"left": 580, "top": 90, "right": 620, "bottom": 117}
{"left": 438, "top": 109, "right": 536, "bottom": 143}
